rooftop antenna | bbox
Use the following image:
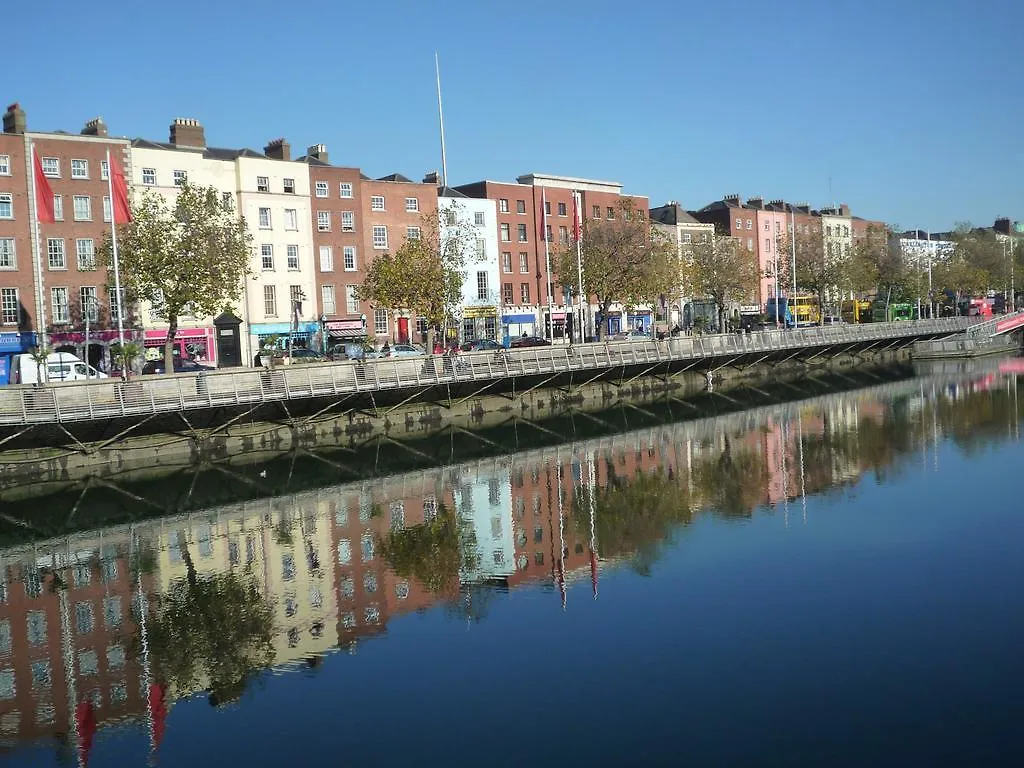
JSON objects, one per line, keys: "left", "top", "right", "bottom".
{"left": 435, "top": 51, "right": 448, "bottom": 188}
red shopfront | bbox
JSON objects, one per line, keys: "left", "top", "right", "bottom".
{"left": 143, "top": 327, "right": 216, "bottom": 364}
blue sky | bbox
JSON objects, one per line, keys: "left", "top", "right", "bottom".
{"left": 6, "top": 0, "right": 1021, "bottom": 230}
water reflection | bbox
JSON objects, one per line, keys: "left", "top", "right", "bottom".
{"left": 0, "top": 364, "right": 1022, "bottom": 764}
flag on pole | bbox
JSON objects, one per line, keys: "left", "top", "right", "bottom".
{"left": 32, "top": 148, "right": 55, "bottom": 223}
{"left": 108, "top": 152, "right": 133, "bottom": 224}
{"left": 538, "top": 189, "right": 548, "bottom": 242}
{"left": 572, "top": 191, "right": 582, "bottom": 241}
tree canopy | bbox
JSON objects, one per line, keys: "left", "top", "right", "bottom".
{"left": 555, "top": 199, "right": 679, "bottom": 339}
{"left": 688, "top": 235, "right": 759, "bottom": 330}
{"left": 101, "top": 183, "right": 252, "bottom": 372}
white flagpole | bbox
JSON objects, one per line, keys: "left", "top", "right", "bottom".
{"left": 542, "top": 189, "right": 554, "bottom": 342}
{"left": 574, "top": 191, "right": 585, "bottom": 344}
{"left": 790, "top": 207, "right": 797, "bottom": 322}
{"left": 27, "top": 142, "right": 49, "bottom": 350}
{"left": 434, "top": 52, "right": 448, "bottom": 188}
{"left": 105, "top": 148, "right": 127, "bottom": 355}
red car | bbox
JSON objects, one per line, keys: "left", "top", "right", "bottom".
{"left": 510, "top": 336, "right": 551, "bottom": 348}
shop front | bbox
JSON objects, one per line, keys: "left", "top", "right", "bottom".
{"left": 501, "top": 311, "right": 536, "bottom": 340}
{"left": 0, "top": 331, "right": 37, "bottom": 385}
{"left": 595, "top": 310, "right": 623, "bottom": 336}
{"left": 143, "top": 327, "right": 216, "bottom": 365}
{"left": 249, "top": 321, "right": 321, "bottom": 361}
{"left": 542, "top": 310, "right": 568, "bottom": 341}
{"left": 50, "top": 329, "right": 136, "bottom": 374}
{"left": 626, "top": 311, "right": 652, "bottom": 334}
{"left": 324, "top": 317, "right": 367, "bottom": 348}
{"left": 461, "top": 306, "right": 498, "bottom": 343}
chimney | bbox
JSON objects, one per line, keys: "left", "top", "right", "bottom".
{"left": 3, "top": 103, "right": 26, "bottom": 134}
{"left": 81, "top": 117, "right": 108, "bottom": 137}
{"left": 839, "top": 203, "right": 851, "bottom": 216}
{"left": 306, "top": 143, "right": 329, "bottom": 163}
{"left": 264, "top": 138, "right": 290, "bottom": 161}
{"left": 994, "top": 217, "right": 1011, "bottom": 234}
{"left": 796, "top": 202, "right": 811, "bottom": 214}
{"left": 723, "top": 194, "right": 742, "bottom": 205}
{"left": 747, "top": 196, "right": 764, "bottom": 209}
{"left": 423, "top": 170, "right": 439, "bottom": 185}
{"left": 169, "top": 118, "right": 205, "bottom": 148}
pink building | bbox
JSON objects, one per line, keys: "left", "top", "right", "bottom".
{"left": 755, "top": 207, "right": 792, "bottom": 306}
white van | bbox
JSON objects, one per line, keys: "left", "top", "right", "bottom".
{"left": 11, "top": 352, "right": 108, "bottom": 384}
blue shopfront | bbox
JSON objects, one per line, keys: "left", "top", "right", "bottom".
{"left": 501, "top": 313, "right": 537, "bottom": 340}
{"left": 0, "top": 332, "right": 37, "bottom": 385}
{"left": 249, "top": 321, "right": 321, "bottom": 361}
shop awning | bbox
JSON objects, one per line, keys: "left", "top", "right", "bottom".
{"left": 325, "top": 319, "right": 365, "bottom": 339}
{"left": 502, "top": 314, "right": 536, "bottom": 324}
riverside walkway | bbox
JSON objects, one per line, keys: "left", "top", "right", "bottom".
{"left": 0, "top": 318, "right": 973, "bottom": 439}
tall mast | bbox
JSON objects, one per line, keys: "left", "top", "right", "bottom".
{"left": 435, "top": 52, "right": 448, "bottom": 188}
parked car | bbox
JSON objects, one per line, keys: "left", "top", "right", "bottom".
{"left": 286, "top": 348, "right": 326, "bottom": 362}
{"left": 10, "top": 352, "right": 107, "bottom": 384}
{"left": 510, "top": 335, "right": 551, "bottom": 348}
{"left": 142, "top": 358, "right": 215, "bottom": 375}
{"left": 327, "top": 342, "right": 382, "bottom": 361}
{"left": 386, "top": 343, "right": 425, "bottom": 357}
{"left": 460, "top": 338, "right": 503, "bottom": 352}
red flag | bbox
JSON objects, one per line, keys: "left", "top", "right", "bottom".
{"left": 76, "top": 699, "right": 97, "bottom": 766}
{"left": 149, "top": 683, "right": 168, "bottom": 752}
{"left": 108, "top": 151, "right": 133, "bottom": 224}
{"left": 32, "top": 148, "right": 55, "bottom": 223}
{"left": 572, "top": 191, "right": 582, "bottom": 241}
{"left": 538, "top": 189, "right": 548, "bottom": 243}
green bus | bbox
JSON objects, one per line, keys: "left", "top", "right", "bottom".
{"left": 871, "top": 301, "right": 914, "bottom": 322}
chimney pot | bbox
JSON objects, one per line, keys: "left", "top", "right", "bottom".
{"left": 81, "top": 117, "right": 108, "bottom": 137}
{"left": 306, "top": 143, "right": 329, "bottom": 163}
{"left": 264, "top": 137, "right": 291, "bottom": 161}
{"left": 169, "top": 118, "right": 206, "bottom": 148}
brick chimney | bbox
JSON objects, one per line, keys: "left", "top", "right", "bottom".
{"left": 723, "top": 194, "right": 742, "bottom": 206}
{"left": 3, "top": 103, "right": 26, "bottom": 134}
{"left": 796, "top": 202, "right": 811, "bottom": 214}
{"left": 747, "top": 196, "right": 764, "bottom": 209}
{"left": 423, "top": 170, "right": 439, "bottom": 185}
{"left": 839, "top": 203, "right": 851, "bottom": 216}
{"left": 306, "top": 143, "right": 329, "bottom": 163}
{"left": 264, "top": 138, "right": 290, "bottom": 161}
{"left": 994, "top": 217, "right": 1011, "bottom": 235}
{"left": 169, "top": 118, "right": 205, "bottom": 148}
{"left": 81, "top": 117, "right": 108, "bottom": 137}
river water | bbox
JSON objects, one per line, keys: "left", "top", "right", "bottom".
{"left": 2, "top": 359, "right": 1023, "bottom": 767}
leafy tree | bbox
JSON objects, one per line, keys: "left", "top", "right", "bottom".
{"left": 143, "top": 532, "right": 275, "bottom": 705}
{"left": 847, "top": 224, "right": 912, "bottom": 301}
{"left": 555, "top": 198, "right": 679, "bottom": 339}
{"left": 101, "top": 184, "right": 252, "bottom": 374}
{"left": 688, "top": 234, "right": 759, "bottom": 331}
{"left": 691, "top": 436, "right": 768, "bottom": 518}
{"left": 357, "top": 206, "right": 477, "bottom": 350}
{"left": 780, "top": 226, "right": 845, "bottom": 317}
{"left": 944, "top": 223, "right": 1005, "bottom": 301}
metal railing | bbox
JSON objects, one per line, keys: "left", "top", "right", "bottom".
{"left": 0, "top": 317, "right": 973, "bottom": 426}
{"left": 964, "top": 309, "right": 1024, "bottom": 337}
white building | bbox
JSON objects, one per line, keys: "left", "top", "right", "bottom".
{"left": 453, "top": 463, "right": 515, "bottom": 584}
{"left": 649, "top": 202, "right": 715, "bottom": 327}
{"left": 439, "top": 189, "right": 500, "bottom": 342}
{"left": 129, "top": 121, "right": 316, "bottom": 366}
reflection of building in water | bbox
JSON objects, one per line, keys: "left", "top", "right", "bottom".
{"left": 0, "top": 531, "right": 152, "bottom": 757}
{"left": 454, "top": 463, "right": 515, "bottom": 583}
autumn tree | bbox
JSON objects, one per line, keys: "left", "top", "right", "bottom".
{"left": 944, "top": 223, "right": 1006, "bottom": 302}
{"left": 847, "top": 224, "right": 912, "bottom": 301}
{"left": 555, "top": 198, "right": 679, "bottom": 340}
{"left": 779, "top": 227, "right": 845, "bottom": 315}
{"left": 688, "top": 234, "right": 759, "bottom": 331}
{"left": 101, "top": 184, "right": 252, "bottom": 373}
{"left": 357, "top": 204, "right": 478, "bottom": 351}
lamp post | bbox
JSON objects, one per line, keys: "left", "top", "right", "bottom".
{"left": 319, "top": 314, "right": 327, "bottom": 353}
{"left": 83, "top": 294, "right": 100, "bottom": 378}
{"left": 288, "top": 288, "right": 306, "bottom": 363}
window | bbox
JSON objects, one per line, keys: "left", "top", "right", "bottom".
{"left": 681, "top": 233, "right": 691, "bottom": 244}
{"left": 173, "top": 169, "right": 186, "bottom": 186}
{"left": 73, "top": 195, "right": 91, "bottom": 221}
{"left": 370, "top": 195, "right": 385, "bottom": 211}
{"left": 321, "top": 285, "right": 336, "bottom": 314}
{"left": 474, "top": 238, "right": 486, "bottom": 260}
{"left": 317, "top": 210, "right": 330, "bottom": 231}
{"left": 502, "top": 252, "right": 512, "bottom": 273}
{"left": 53, "top": 194, "right": 63, "bottom": 220}
{"left": 315, "top": 181, "right": 328, "bottom": 198}
{"left": 343, "top": 246, "right": 356, "bottom": 270}
{"left": 0, "top": 193, "right": 10, "bottom": 219}
{"left": 519, "top": 252, "right": 529, "bottom": 273}
{"left": 263, "top": 285, "right": 277, "bottom": 316}
{"left": 142, "top": 168, "right": 156, "bottom": 185}
{"left": 76, "top": 239, "right": 96, "bottom": 271}
{"left": 592, "top": 205, "right": 600, "bottom": 218}
{"left": 222, "top": 191, "right": 233, "bottom": 206}
{"left": 520, "top": 283, "right": 530, "bottom": 303}
{"left": 476, "top": 271, "right": 489, "bottom": 300}
{"left": 79, "top": 649, "right": 98, "bottom": 677}
{"left": 516, "top": 200, "right": 526, "bottom": 214}
{"left": 605, "top": 206, "right": 614, "bottom": 219}
{"left": 290, "top": 284, "right": 303, "bottom": 311}
{"left": 499, "top": 198, "right": 508, "bottom": 213}
{"left": 261, "top": 244, "right": 274, "bottom": 270}
{"left": 99, "top": 195, "right": 111, "bottom": 223}
{"left": 545, "top": 224, "right": 553, "bottom": 242}
{"left": 373, "top": 308, "right": 387, "bottom": 335}
{"left": 735, "top": 217, "right": 742, "bottom": 230}
{"left": 502, "top": 282, "right": 513, "bottom": 304}
{"left": 746, "top": 219, "right": 752, "bottom": 230}
{"left": 99, "top": 159, "right": 108, "bottom": 180}
{"left": 765, "top": 238, "right": 771, "bottom": 252}
{"left": 372, "top": 225, "right": 388, "bottom": 249}
{"left": 0, "top": 154, "right": 8, "bottom": 175}
{"left": 474, "top": 211, "right": 486, "bottom": 226}
{"left": 346, "top": 285, "right": 359, "bottom": 313}
{"left": 500, "top": 223, "right": 510, "bottom": 242}
{"left": 341, "top": 211, "right": 354, "bottom": 231}
{"left": 284, "top": 208, "right": 298, "bottom": 230}
{"left": 517, "top": 223, "right": 528, "bottom": 242}
{"left": 764, "top": 221, "right": 771, "bottom": 231}
{"left": 544, "top": 201, "right": 551, "bottom": 215}
{"left": 47, "top": 238, "right": 65, "bottom": 269}
{"left": 258, "top": 207, "right": 271, "bottom": 228}
{"left": 319, "top": 245, "right": 333, "bottom": 271}
{"left": 339, "top": 182, "right": 353, "bottom": 198}
{"left": 71, "top": 159, "right": 89, "bottom": 179}
{"left": 1, "top": 288, "right": 17, "bottom": 324}
{"left": 41, "top": 157, "right": 60, "bottom": 177}
{"left": 559, "top": 225, "right": 568, "bottom": 244}
{"left": 108, "top": 287, "right": 124, "bottom": 323}
{"left": 407, "top": 226, "right": 421, "bottom": 241}
{"left": 747, "top": 238, "right": 753, "bottom": 251}
{"left": 26, "top": 610, "right": 47, "bottom": 644}
{"left": 405, "top": 197, "right": 419, "bottom": 212}
{"left": 75, "top": 603, "right": 94, "bottom": 635}
{"left": 557, "top": 201, "right": 567, "bottom": 216}
{"left": 826, "top": 225, "right": 832, "bottom": 236}
{"left": 79, "top": 286, "right": 99, "bottom": 322}
{"left": 253, "top": 175, "right": 268, "bottom": 193}
{"left": 286, "top": 244, "right": 299, "bottom": 270}
{"left": 0, "top": 238, "right": 14, "bottom": 269}
{"left": 283, "top": 177, "right": 295, "bottom": 194}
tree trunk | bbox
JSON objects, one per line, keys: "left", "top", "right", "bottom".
{"left": 597, "top": 299, "right": 611, "bottom": 340}
{"left": 164, "top": 315, "right": 179, "bottom": 375}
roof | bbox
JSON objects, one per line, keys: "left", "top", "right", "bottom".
{"left": 130, "top": 138, "right": 267, "bottom": 160}
{"left": 649, "top": 203, "right": 705, "bottom": 226}
{"left": 438, "top": 185, "right": 467, "bottom": 198}
{"left": 376, "top": 173, "right": 413, "bottom": 183}
{"left": 295, "top": 154, "right": 331, "bottom": 167}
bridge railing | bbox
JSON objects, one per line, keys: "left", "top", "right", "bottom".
{"left": 0, "top": 317, "right": 973, "bottom": 426}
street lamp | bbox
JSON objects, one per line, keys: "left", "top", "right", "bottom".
{"left": 83, "top": 294, "right": 101, "bottom": 378}
{"left": 288, "top": 288, "right": 307, "bottom": 363}
{"left": 319, "top": 314, "right": 328, "bottom": 353}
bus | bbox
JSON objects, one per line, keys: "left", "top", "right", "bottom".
{"left": 957, "top": 297, "right": 993, "bottom": 318}
{"left": 790, "top": 294, "right": 821, "bottom": 325}
{"left": 871, "top": 301, "right": 913, "bottom": 322}
{"left": 840, "top": 299, "right": 872, "bottom": 324}
{"left": 764, "top": 297, "right": 794, "bottom": 328}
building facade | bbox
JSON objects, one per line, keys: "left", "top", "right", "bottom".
{"left": 649, "top": 202, "right": 715, "bottom": 327}
{"left": 439, "top": 189, "right": 500, "bottom": 343}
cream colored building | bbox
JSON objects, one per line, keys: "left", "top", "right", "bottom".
{"left": 128, "top": 120, "right": 317, "bottom": 366}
